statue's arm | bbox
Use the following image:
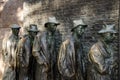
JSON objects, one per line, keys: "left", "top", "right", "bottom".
{"left": 33, "top": 36, "right": 41, "bottom": 58}
{"left": 2, "top": 37, "right": 8, "bottom": 59}
{"left": 88, "top": 45, "right": 108, "bottom": 74}
{"left": 58, "top": 41, "right": 75, "bottom": 77}
{"left": 17, "top": 38, "right": 25, "bottom": 68}
{"left": 58, "top": 43, "right": 66, "bottom": 74}
{"left": 33, "top": 36, "right": 46, "bottom": 64}
{"left": 24, "top": 40, "right": 31, "bottom": 67}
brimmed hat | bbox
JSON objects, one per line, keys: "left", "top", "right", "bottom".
{"left": 71, "top": 19, "right": 87, "bottom": 32}
{"left": 28, "top": 24, "right": 39, "bottom": 32}
{"left": 45, "top": 17, "right": 60, "bottom": 27}
{"left": 11, "top": 24, "right": 21, "bottom": 29}
{"left": 98, "top": 24, "right": 117, "bottom": 34}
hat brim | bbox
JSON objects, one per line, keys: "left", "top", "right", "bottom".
{"left": 98, "top": 30, "right": 117, "bottom": 34}
{"left": 11, "top": 27, "right": 21, "bottom": 29}
{"left": 71, "top": 24, "right": 87, "bottom": 32}
{"left": 28, "top": 30, "right": 39, "bottom": 32}
{"left": 45, "top": 22, "right": 60, "bottom": 27}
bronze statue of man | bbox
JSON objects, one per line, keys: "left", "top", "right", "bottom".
{"left": 33, "top": 17, "right": 60, "bottom": 80}
{"left": 2, "top": 24, "right": 21, "bottom": 80}
{"left": 58, "top": 19, "right": 87, "bottom": 80}
{"left": 17, "top": 24, "right": 39, "bottom": 80}
{"left": 88, "top": 24, "right": 118, "bottom": 80}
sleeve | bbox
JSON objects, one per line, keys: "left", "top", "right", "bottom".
{"left": 33, "top": 35, "right": 41, "bottom": 53}
{"left": 2, "top": 37, "right": 8, "bottom": 59}
{"left": 33, "top": 35, "right": 49, "bottom": 72}
{"left": 88, "top": 44, "right": 108, "bottom": 74}
{"left": 58, "top": 43, "right": 66, "bottom": 75}
{"left": 17, "top": 37, "right": 27, "bottom": 67}
{"left": 58, "top": 42, "right": 75, "bottom": 77}
{"left": 24, "top": 39, "right": 31, "bottom": 67}
{"left": 2, "top": 32, "right": 11, "bottom": 58}
{"left": 33, "top": 35, "right": 48, "bottom": 64}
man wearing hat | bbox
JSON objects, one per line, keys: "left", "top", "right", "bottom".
{"left": 2, "top": 24, "right": 21, "bottom": 80}
{"left": 58, "top": 19, "right": 87, "bottom": 80}
{"left": 17, "top": 24, "right": 39, "bottom": 80}
{"left": 88, "top": 24, "right": 118, "bottom": 80}
{"left": 33, "top": 17, "right": 60, "bottom": 80}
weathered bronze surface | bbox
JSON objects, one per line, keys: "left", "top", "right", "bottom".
{"left": 58, "top": 19, "right": 87, "bottom": 80}
{"left": 2, "top": 24, "right": 21, "bottom": 80}
{"left": 87, "top": 24, "right": 118, "bottom": 80}
{"left": 33, "top": 17, "right": 60, "bottom": 80}
{"left": 17, "top": 24, "right": 39, "bottom": 80}
{"left": 1, "top": 20, "right": 118, "bottom": 80}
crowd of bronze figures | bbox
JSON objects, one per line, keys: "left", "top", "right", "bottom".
{"left": 1, "top": 17, "right": 118, "bottom": 80}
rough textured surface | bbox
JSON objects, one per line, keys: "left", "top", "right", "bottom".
{"left": 23, "top": 0, "right": 119, "bottom": 41}
{"left": 0, "top": 0, "right": 119, "bottom": 79}
{"left": 0, "top": 0, "right": 24, "bottom": 49}
{"left": 0, "top": 0, "right": 24, "bottom": 79}
{"left": 23, "top": 0, "right": 119, "bottom": 79}
{"left": 23, "top": 0, "right": 119, "bottom": 57}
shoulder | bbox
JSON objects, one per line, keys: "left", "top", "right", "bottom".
{"left": 89, "top": 42, "right": 100, "bottom": 54}
{"left": 19, "top": 35, "right": 29, "bottom": 43}
{"left": 35, "top": 31, "right": 47, "bottom": 42}
{"left": 63, "top": 39, "right": 70, "bottom": 45}
{"left": 90, "top": 42, "right": 101, "bottom": 50}
{"left": 2, "top": 32, "right": 11, "bottom": 48}
{"left": 35, "top": 31, "right": 45, "bottom": 38}
{"left": 21, "top": 34, "right": 29, "bottom": 40}
{"left": 89, "top": 41, "right": 104, "bottom": 57}
{"left": 61, "top": 38, "right": 73, "bottom": 48}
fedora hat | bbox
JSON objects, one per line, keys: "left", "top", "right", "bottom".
{"left": 71, "top": 19, "right": 87, "bottom": 31}
{"left": 28, "top": 24, "right": 39, "bottom": 32}
{"left": 45, "top": 17, "right": 60, "bottom": 27}
{"left": 98, "top": 24, "right": 117, "bottom": 34}
{"left": 11, "top": 24, "right": 21, "bottom": 29}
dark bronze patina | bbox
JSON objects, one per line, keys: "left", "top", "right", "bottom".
{"left": 58, "top": 19, "right": 87, "bottom": 80}
{"left": 88, "top": 24, "right": 118, "bottom": 80}
{"left": 33, "top": 17, "right": 60, "bottom": 80}
{"left": 2, "top": 24, "right": 21, "bottom": 80}
{"left": 17, "top": 24, "right": 39, "bottom": 80}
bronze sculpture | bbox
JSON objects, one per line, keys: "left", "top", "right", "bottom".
{"left": 2, "top": 24, "right": 21, "bottom": 80}
{"left": 17, "top": 24, "right": 39, "bottom": 80}
{"left": 58, "top": 19, "right": 87, "bottom": 80}
{"left": 88, "top": 24, "right": 118, "bottom": 80}
{"left": 33, "top": 17, "right": 60, "bottom": 80}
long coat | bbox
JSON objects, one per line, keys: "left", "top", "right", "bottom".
{"left": 2, "top": 33, "right": 20, "bottom": 80}
{"left": 58, "top": 37, "right": 83, "bottom": 80}
{"left": 88, "top": 40, "right": 118, "bottom": 80}
{"left": 33, "top": 32, "right": 51, "bottom": 80}
{"left": 17, "top": 35, "right": 31, "bottom": 80}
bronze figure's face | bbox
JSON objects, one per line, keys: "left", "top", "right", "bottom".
{"left": 46, "top": 23, "right": 57, "bottom": 32}
{"left": 102, "top": 32, "right": 115, "bottom": 43}
{"left": 12, "top": 28, "right": 20, "bottom": 36}
{"left": 75, "top": 25, "right": 86, "bottom": 36}
{"left": 29, "top": 31, "right": 38, "bottom": 37}
{"left": 98, "top": 24, "right": 117, "bottom": 43}
{"left": 28, "top": 24, "right": 39, "bottom": 37}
